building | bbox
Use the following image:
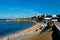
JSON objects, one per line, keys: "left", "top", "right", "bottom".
{"left": 44, "top": 17, "right": 51, "bottom": 23}
{"left": 57, "top": 15, "right": 60, "bottom": 21}
{"left": 52, "top": 15, "right": 58, "bottom": 22}
{"left": 36, "top": 14, "right": 42, "bottom": 18}
{"left": 52, "top": 15, "right": 57, "bottom": 18}
{"left": 52, "top": 17, "right": 58, "bottom": 22}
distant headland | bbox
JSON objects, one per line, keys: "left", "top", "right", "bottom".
{"left": 0, "top": 14, "right": 60, "bottom": 22}
{"left": 0, "top": 18, "right": 33, "bottom": 22}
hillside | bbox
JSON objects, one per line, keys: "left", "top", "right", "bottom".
{"left": 21, "top": 28, "right": 53, "bottom": 40}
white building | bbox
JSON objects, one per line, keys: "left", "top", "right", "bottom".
{"left": 44, "top": 17, "right": 51, "bottom": 23}
{"left": 36, "top": 14, "right": 42, "bottom": 17}
{"left": 52, "top": 15, "right": 57, "bottom": 17}
{"left": 52, "top": 17, "right": 58, "bottom": 22}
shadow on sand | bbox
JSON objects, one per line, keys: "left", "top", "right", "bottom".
{"left": 52, "top": 25, "right": 60, "bottom": 40}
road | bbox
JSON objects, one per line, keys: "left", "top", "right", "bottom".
{"left": 54, "top": 22, "right": 60, "bottom": 30}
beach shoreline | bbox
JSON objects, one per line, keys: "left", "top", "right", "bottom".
{"left": 0, "top": 22, "right": 41, "bottom": 40}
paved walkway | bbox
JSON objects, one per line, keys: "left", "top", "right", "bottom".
{"left": 54, "top": 22, "right": 60, "bottom": 30}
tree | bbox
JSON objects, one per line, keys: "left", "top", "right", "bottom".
{"left": 47, "top": 21, "right": 54, "bottom": 28}
{"left": 36, "top": 14, "right": 44, "bottom": 22}
{"left": 31, "top": 16, "right": 36, "bottom": 19}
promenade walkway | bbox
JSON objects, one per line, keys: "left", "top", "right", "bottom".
{"left": 54, "top": 22, "right": 60, "bottom": 30}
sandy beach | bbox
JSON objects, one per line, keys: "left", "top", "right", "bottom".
{"left": 0, "top": 22, "right": 41, "bottom": 40}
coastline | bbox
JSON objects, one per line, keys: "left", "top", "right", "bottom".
{"left": 0, "top": 22, "right": 41, "bottom": 40}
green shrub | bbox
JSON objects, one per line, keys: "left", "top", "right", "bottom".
{"left": 47, "top": 21, "right": 54, "bottom": 28}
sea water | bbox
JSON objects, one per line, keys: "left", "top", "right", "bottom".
{"left": 0, "top": 22, "right": 33, "bottom": 36}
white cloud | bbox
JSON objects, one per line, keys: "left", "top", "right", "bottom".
{"left": 8, "top": 8, "right": 40, "bottom": 15}
{"left": 9, "top": 8, "right": 16, "bottom": 10}
{"left": 8, "top": 7, "right": 19, "bottom": 11}
{"left": 20, "top": 9, "right": 38, "bottom": 14}
{"left": 21, "top": 9, "right": 33, "bottom": 12}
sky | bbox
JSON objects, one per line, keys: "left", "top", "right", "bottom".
{"left": 0, "top": 0, "right": 60, "bottom": 19}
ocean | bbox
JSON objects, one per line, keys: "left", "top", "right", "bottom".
{"left": 0, "top": 22, "right": 33, "bottom": 36}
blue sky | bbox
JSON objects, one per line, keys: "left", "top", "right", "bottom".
{"left": 0, "top": 0, "right": 60, "bottom": 19}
